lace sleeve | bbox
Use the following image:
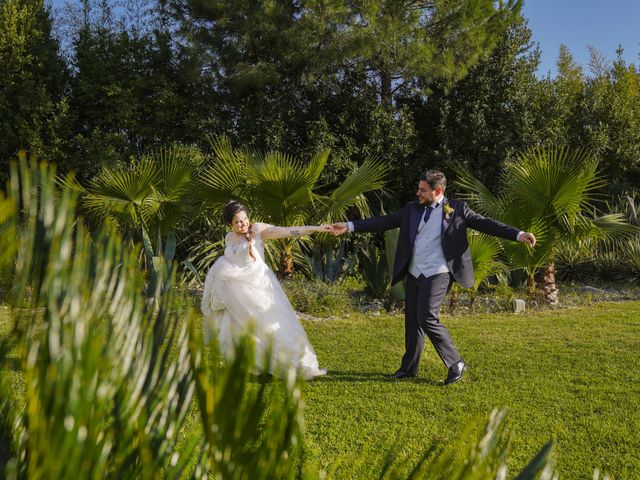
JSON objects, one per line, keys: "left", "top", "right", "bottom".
{"left": 251, "top": 222, "right": 273, "bottom": 239}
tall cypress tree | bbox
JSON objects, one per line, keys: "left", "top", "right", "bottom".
{"left": 0, "top": 0, "right": 68, "bottom": 179}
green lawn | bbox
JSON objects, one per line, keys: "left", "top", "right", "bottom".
{"left": 300, "top": 301, "right": 640, "bottom": 479}
{"left": 2, "top": 302, "right": 639, "bottom": 478}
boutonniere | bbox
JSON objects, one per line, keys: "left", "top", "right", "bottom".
{"left": 443, "top": 203, "right": 455, "bottom": 221}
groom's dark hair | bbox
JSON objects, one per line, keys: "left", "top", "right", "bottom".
{"left": 223, "top": 200, "right": 249, "bottom": 224}
{"left": 420, "top": 170, "right": 447, "bottom": 192}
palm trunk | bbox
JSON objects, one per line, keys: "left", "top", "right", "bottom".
{"left": 527, "top": 272, "right": 536, "bottom": 303}
{"left": 536, "top": 263, "right": 559, "bottom": 304}
{"left": 279, "top": 247, "right": 294, "bottom": 279}
{"left": 468, "top": 291, "right": 477, "bottom": 309}
{"left": 449, "top": 284, "right": 459, "bottom": 313}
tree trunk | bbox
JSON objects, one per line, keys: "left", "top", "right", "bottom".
{"left": 527, "top": 272, "right": 536, "bottom": 303}
{"left": 380, "top": 69, "right": 393, "bottom": 108}
{"left": 468, "top": 291, "right": 477, "bottom": 309}
{"left": 536, "top": 263, "right": 559, "bottom": 304}
{"left": 449, "top": 285, "right": 459, "bottom": 313}
{"left": 279, "top": 249, "right": 294, "bottom": 279}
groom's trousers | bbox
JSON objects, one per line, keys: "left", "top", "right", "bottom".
{"left": 400, "top": 272, "right": 461, "bottom": 375}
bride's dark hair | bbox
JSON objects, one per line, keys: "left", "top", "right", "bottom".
{"left": 223, "top": 200, "right": 249, "bottom": 224}
{"left": 223, "top": 200, "right": 256, "bottom": 261}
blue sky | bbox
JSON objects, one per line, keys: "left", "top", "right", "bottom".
{"left": 522, "top": 0, "right": 640, "bottom": 77}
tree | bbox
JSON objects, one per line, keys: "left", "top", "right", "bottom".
{"left": 455, "top": 147, "right": 636, "bottom": 303}
{"left": 579, "top": 50, "right": 640, "bottom": 194}
{"left": 160, "top": 0, "right": 522, "bottom": 195}
{"left": 198, "top": 136, "right": 388, "bottom": 277}
{"left": 63, "top": 0, "right": 217, "bottom": 179}
{"left": 406, "top": 16, "right": 548, "bottom": 192}
{"left": 346, "top": 0, "right": 523, "bottom": 108}
{"left": 0, "top": 0, "right": 68, "bottom": 179}
{"left": 536, "top": 44, "right": 585, "bottom": 148}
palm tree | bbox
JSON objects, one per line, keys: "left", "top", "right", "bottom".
{"left": 63, "top": 145, "right": 204, "bottom": 241}
{"left": 449, "top": 232, "right": 508, "bottom": 312}
{"left": 198, "top": 136, "right": 388, "bottom": 277}
{"left": 60, "top": 145, "right": 204, "bottom": 288}
{"left": 454, "top": 147, "right": 636, "bottom": 303}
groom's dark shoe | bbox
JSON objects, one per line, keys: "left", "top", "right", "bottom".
{"left": 444, "top": 359, "right": 466, "bottom": 385}
{"left": 386, "top": 370, "right": 417, "bottom": 379}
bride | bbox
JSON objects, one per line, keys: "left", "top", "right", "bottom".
{"left": 201, "top": 200, "right": 332, "bottom": 379}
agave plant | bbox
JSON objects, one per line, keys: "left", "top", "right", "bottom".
{"left": 384, "top": 229, "right": 405, "bottom": 302}
{"left": 455, "top": 147, "right": 637, "bottom": 303}
{"left": 360, "top": 243, "right": 390, "bottom": 299}
{"left": 306, "top": 240, "right": 352, "bottom": 282}
{"left": 594, "top": 191, "right": 640, "bottom": 282}
{"left": 197, "top": 136, "right": 388, "bottom": 277}
{"left": 554, "top": 238, "right": 598, "bottom": 282}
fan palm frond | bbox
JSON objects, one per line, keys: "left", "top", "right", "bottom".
{"left": 453, "top": 164, "right": 507, "bottom": 217}
{"left": 319, "top": 156, "right": 389, "bottom": 223}
{"left": 151, "top": 145, "right": 202, "bottom": 235}
{"left": 199, "top": 135, "right": 249, "bottom": 204}
{"left": 505, "top": 147, "right": 604, "bottom": 231}
{"left": 82, "top": 160, "right": 159, "bottom": 230}
{"left": 247, "top": 149, "right": 328, "bottom": 224}
{"left": 467, "top": 232, "right": 507, "bottom": 291}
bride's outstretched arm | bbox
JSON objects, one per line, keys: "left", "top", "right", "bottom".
{"left": 258, "top": 223, "right": 334, "bottom": 240}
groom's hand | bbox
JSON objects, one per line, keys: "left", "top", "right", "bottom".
{"left": 519, "top": 232, "right": 536, "bottom": 247}
{"left": 331, "top": 222, "right": 348, "bottom": 236}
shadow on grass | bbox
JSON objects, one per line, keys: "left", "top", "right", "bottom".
{"left": 310, "top": 370, "right": 442, "bottom": 386}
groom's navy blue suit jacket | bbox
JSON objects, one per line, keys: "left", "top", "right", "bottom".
{"left": 352, "top": 198, "right": 520, "bottom": 289}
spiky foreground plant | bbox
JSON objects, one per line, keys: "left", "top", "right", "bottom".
{"left": 0, "top": 159, "right": 304, "bottom": 479}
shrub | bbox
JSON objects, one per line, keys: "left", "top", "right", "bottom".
{"left": 281, "top": 275, "right": 357, "bottom": 317}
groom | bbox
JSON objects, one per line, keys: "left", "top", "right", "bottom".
{"left": 332, "top": 170, "right": 536, "bottom": 384}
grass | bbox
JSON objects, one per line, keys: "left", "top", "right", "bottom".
{"left": 2, "top": 301, "right": 639, "bottom": 478}
{"left": 300, "top": 301, "right": 640, "bottom": 479}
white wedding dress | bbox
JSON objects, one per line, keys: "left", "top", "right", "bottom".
{"left": 201, "top": 224, "right": 326, "bottom": 379}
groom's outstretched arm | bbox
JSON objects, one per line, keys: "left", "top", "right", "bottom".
{"left": 332, "top": 209, "right": 403, "bottom": 236}
{"left": 463, "top": 203, "right": 536, "bottom": 247}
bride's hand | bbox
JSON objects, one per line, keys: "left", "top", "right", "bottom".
{"left": 317, "top": 224, "right": 334, "bottom": 234}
